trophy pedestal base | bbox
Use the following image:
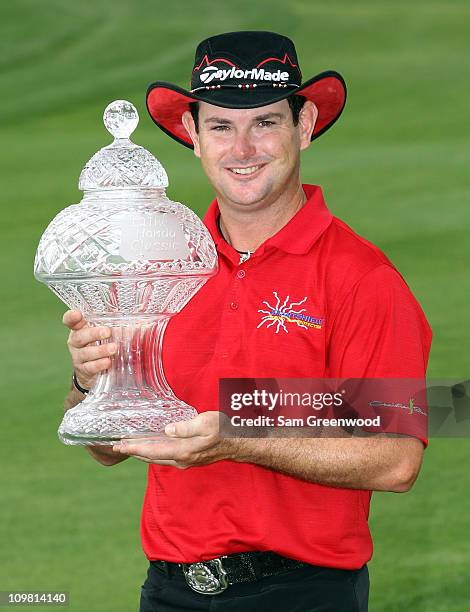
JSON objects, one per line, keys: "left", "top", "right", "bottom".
{"left": 58, "top": 397, "right": 198, "bottom": 446}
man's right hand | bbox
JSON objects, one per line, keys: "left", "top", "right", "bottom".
{"left": 63, "top": 310, "right": 116, "bottom": 391}
{"left": 62, "top": 310, "right": 128, "bottom": 466}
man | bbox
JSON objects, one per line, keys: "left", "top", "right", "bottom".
{"left": 63, "top": 31, "right": 431, "bottom": 611}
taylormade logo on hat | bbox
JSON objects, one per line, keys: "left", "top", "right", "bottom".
{"left": 199, "top": 65, "right": 290, "bottom": 85}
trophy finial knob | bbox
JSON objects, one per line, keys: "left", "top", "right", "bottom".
{"left": 103, "top": 100, "right": 139, "bottom": 140}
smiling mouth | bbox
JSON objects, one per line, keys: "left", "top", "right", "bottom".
{"left": 227, "top": 164, "right": 265, "bottom": 177}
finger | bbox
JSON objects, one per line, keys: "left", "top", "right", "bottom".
{"left": 63, "top": 310, "right": 87, "bottom": 330}
{"left": 77, "top": 357, "right": 112, "bottom": 378}
{"left": 114, "top": 437, "right": 182, "bottom": 459}
{"left": 69, "top": 326, "right": 112, "bottom": 348}
{"left": 75, "top": 343, "right": 117, "bottom": 364}
{"left": 131, "top": 457, "right": 180, "bottom": 466}
{"left": 165, "top": 412, "right": 217, "bottom": 439}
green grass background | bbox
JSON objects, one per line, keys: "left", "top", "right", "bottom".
{"left": 1, "top": 1, "right": 469, "bottom": 610}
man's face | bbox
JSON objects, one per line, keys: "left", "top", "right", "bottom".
{"left": 182, "top": 100, "right": 317, "bottom": 210}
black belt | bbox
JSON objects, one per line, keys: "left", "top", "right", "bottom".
{"left": 152, "top": 551, "right": 307, "bottom": 595}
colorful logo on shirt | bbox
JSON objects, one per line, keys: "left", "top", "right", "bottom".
{"left": 257, "top": 291, "right": 324, "bottom": 334}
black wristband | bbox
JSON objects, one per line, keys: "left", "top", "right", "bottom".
{"left": 73, "top": 372, "right": 90, "bottom": 395}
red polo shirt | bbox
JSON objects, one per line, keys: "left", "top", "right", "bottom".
{"left": 140, "top": 184, "right": 432, "bottom": 568}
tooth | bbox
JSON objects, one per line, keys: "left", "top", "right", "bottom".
{"left": 231, "top": 166, "right": 260, "bottom": 175}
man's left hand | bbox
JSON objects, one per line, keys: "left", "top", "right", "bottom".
{"left": 112, "top": 411, "right": 232, "bottom": 468}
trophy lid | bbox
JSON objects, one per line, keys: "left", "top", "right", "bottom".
{"left": 79, "top": 100, "right": 169, "bottom": 191}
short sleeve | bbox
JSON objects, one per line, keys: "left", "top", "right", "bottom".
{"left": 326, "top": 264, "right": 432, "bottom": 445}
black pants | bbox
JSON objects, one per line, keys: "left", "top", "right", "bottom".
{"left": 139, "top": 561, "right": 369, "bottom": 611}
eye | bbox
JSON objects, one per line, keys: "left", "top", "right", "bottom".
{"left": 211, "top": 125, "right": 230, "bottom": 132}
{"left": 259, "top": 120, "right": 275, "bottom": 127}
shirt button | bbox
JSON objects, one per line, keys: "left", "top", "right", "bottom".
{"left": 237, "top": 269, "right": 246, "bottom": 279}
{"left": 230, "top": 302, "right": 239, "bottom": 310}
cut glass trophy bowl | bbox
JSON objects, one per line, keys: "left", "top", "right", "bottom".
{"left": 34, "top": 100, "right": 218, "bottom": 445}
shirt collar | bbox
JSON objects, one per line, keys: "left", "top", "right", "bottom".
{"left": 203, "top": 184, "right": 333, "bottom": 262}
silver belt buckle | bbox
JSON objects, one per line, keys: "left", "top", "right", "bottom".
{"left": 182, "top": 557, "right": 229, "bottom": 595}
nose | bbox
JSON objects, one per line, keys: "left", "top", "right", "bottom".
{"left": 231, "top": 129, "right": 256, "bottom": 161}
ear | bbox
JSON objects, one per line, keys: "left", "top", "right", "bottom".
{"left": 182, "top": 111, "right": 201, "bottom": 157}
{"left": 298, "top": 101, "right": 318, "bottom": 151}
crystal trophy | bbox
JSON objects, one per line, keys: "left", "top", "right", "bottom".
{"left": 34, "top": 100, "right": 218, "bottom": 445}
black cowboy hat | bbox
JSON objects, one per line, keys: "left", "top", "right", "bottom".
{"left": 146, "top": 31, "right": 347, "bottom": 149}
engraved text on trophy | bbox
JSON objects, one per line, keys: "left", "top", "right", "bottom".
{"left": 120, "top": 212, "right": 190, "bottom": 260}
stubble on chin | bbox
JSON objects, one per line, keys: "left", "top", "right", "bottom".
{"left": 219, "top": 176, "right": 276, "bottom": 209}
